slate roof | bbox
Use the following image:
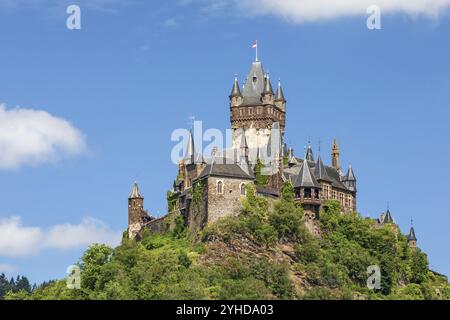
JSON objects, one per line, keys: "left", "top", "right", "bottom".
{"left": 305, "top": 145, "right": 314, "bottom": 162}
{"left": 383, "top": 209, "right": 394, "bottom": 224}
{"left": 275, "top": 80, "right": 285, "bottom": 101}
{"left": 183, "top": 131, "right": 204, "bottom": 164}
{"left": 129, "top": 182, "right": 143, "bottom": 198}
{"left": 241, "top": 61, "right": 266, "bottom": 106}
{"left": 345, "top": 165, "right": 356, "bottom": 181}
{"left": 197, "top": 157, "right": 255, "bottom": 180}
{"left": 230, "top": 76, "right": 242, "bottom": 98}
{"left": 407, "top": 227, "right": 417, "bottom": 241}
{"left": 284, "top": 158, "right": 349, "bottom": 191}
{"left": 314, "top": 155, "right": 332, "bottom": 182}
{"left": 293, "top": 157, "right": 320, "bottom": 188}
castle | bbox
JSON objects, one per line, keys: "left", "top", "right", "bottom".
{"left": 127, "top": 57, "right": 418, "bottom": 248}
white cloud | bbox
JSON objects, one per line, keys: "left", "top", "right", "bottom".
{"left": 0, "top": 103, "right": 86, "bottom": 169}
{"left": 0, "top": 217, "right": 43, "bottom": 257}
{"left": 44, "top": 217, "right": 121, "bottom": 251}
{"left": 163, "top": 18, "right": 179, "bottom": 28}
{"left": 0, "top": 263, "right": 17, "bottom": 274}
{"left": 203, "top": 0, "right": 450, "bottom": 23}
{"left": 0, "top": 216, "right": 122, "bottom": 258}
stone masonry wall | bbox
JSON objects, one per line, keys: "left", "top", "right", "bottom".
{"left": 206, "top": 177, "right": 251, "bottom": 224}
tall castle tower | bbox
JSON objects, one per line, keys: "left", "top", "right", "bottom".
{"left": 230, "top": 60, "right": 286, "bottom": 157}
{"left": 331, "top": 139, "right": 340, "bottom": 171}
{"left": 128, "top": 182, "right": 147, "bottom": 239}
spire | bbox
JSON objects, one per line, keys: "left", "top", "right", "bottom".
{"left": 407, "top": 226, "right": 417, "bottom": 242}
{"left": 305, "top": 143, "right": 314, "bottom": 162}
{"left": 383, "top": 209, "right": 394, "bottom": 224}
{"left": 230, "top": 75, "right": 242, "bottom": 98}
{"left": 263, "top": 73, "right": 274, "bottom": 95}
{"left": 183, "top": 131, "right": 195, "bottom": 164}
{"left": 275, "top": 79, "right": 286, "bottom": 101}
{"left": 294, "top": 157, "right": 320, "bottom": 188}
{"left": 346, "top": 165, "right": 356, "bottom": 181}
{"left": 314, "top": 155, "right": 331, "bottom": 181}
{"left": 129, "top": 182, "right": 143, "bottom": 199}
{"left": 288, "top": 148, "right": 298, "bottom": 166}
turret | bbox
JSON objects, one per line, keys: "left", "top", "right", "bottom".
{"left": 343, "top": 165, "right": 357, "bottom": 192}
{"left": 229, "top": 75, "right": 243, "bottom": 107}
{"left": 288, "top": 148, "right": 298, "bottom": 166}
{"left": 305, "top": 143, "right": 314, "bottom": 162}
{"left": 275, "top": 79, "right": 286, "bottom": 111}
{"left": 262, "top": 73, "right": 274, "bottom": 105}
{"left": 332, "top": 139, "right": 340, "bottom": 171}
{"left": 382, "top": 209, "right": 394, "bottom": 224}
{"left": 407, "top": 219, "right": 418, "bottom": 248}
{"left": 128, "top": 182, "right": 146, "bottom": 239}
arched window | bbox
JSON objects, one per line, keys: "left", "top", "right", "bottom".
{"left": 240, "top": 183, "right": 246, "bottom": 196}
{"left": 217, "top": 181, "right": 224, "bottom": 194}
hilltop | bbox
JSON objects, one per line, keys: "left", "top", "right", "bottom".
{"left": 5, "top": 184, "right": 449, "bottom": 300}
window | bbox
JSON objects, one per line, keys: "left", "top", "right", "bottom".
{"left": 240, "top": 183, "right": 246, "bottom": 196}
{"left": 217, "top": 181, "right": 224, "bottom": 194}
{"left": 304, "top": 188, "right": 312, "bottom": 199}
{"left": 339, "top": 193, "right": 344, "bottom": 205}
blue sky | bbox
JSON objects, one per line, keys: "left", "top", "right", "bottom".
{"left": 0, "top": 0, "right": 449, "bottom": 284}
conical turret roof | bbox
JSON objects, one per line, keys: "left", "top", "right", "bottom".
{"left": 314, "top": 155, "right": 331, "bottom": 181}
{"left": 230, "top": 75, "right": 242, "bottom": 98}
{"left": 263, "top": 73, "right": 274, "bottom": 95}
{"left": 383, "top": 209, "right": 394, "bottom": 224}
{"left": 407, "top": 227, "right": 417, "bottom": 241}
{"left": 305, "top": 145, "right": 314, "bottom": 162}
{"left": 294, "top": 158, "right": 320, "bottom": 188}
{"left": 275, "top": 79, "right": 285, "bottom": 101}
{"left": 129, "top": 182, "right": 143, "bottom": 199}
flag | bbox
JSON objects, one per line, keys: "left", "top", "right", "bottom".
{"left": 252, "top": 41, "right": 257, "bottom": 48}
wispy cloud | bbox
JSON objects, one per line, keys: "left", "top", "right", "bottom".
{"left": 0, "top": 263, "right": 17, "bottom": 274}
{"left": 163, "top": 18, "right": 179, "bottom": 28}
{"left": 0, "top": 216, "right": 122, "bottom": 258}
{"left": 0, "top": 0, "right": 129, "bottom": 13}
{"left": 194, "top": 0, "right": 450, "bottom": 23}
{"left": 0, "top": 103, "right": 86, "bottom": 170}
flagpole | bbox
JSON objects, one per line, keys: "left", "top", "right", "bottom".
{"left": 256, "top": 40, "right": 258, "bottom": 62}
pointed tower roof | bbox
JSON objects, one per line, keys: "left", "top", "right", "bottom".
{"left": 129, "top": 182, "right": 143, "bottom": 199}
{"left": 263, "top": 73, "right": 274, "bottom": 95}
{"left": 383, "top": 209, "right": 394, "bottom": 224}
{"left": 275, "top": 79, "right": 286, "bottom": 101}
{"left": 314, "top": 155, "right": 331, "bottom": 181}
{"left": 407, "top": 227, "right": 417, "bottom": 242}
{"left": 345, "top": 165, "right": 356, "bottom": 181}
{"left": 230, "top": 75, "right": 242, "bottom": 98}
{"left": 183, "top": 131, "right": 195, "bottom": 164}
{"left": 294, "top": 158, "right": 320, "bottom": 188}
{"left": 288, "top": 148, "right": 298, "bottom": 166}
{"left": 242, "top": 61, "right": 266, "bottom": 106}
{"left": 305, "top": 144, "right": 314, "bottom": 162}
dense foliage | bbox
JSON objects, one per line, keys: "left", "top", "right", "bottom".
{"left": 0, "top": 274, "right": 32, "bottom": 300}
{"left": 5, "top": 183, "right": 449, "bottom": 300}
